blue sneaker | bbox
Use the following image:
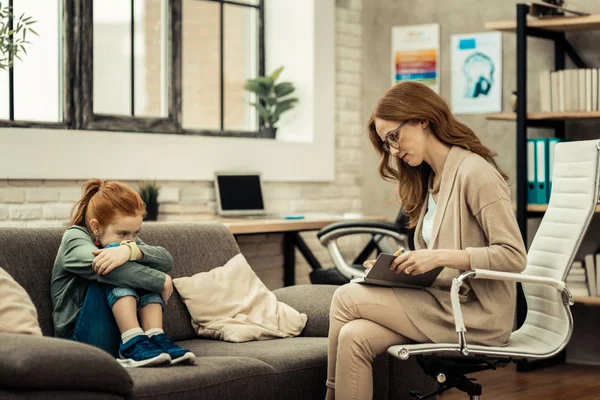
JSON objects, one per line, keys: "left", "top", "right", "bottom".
{"left": 117, "top": 335, "right": 171, "bottom": 368}
{"left": 149, "top": 333, "right": 196, "bottom": 365}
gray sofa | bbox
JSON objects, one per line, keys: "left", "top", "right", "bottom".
{"left": 0, "top": 223, "right": 434, "bottom": 399}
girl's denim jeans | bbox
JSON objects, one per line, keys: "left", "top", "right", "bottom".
{"left": 68, "top": 283, "right": 164, "bottom": 357}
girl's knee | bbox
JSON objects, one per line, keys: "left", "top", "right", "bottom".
{"left": 338, "top": 322, "right": 374, "bottom": 360}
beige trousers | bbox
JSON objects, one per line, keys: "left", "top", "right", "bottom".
{"left": 325, "top": 283, "right": 430, "bottom": 400}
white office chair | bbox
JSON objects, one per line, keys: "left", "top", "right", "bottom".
{"left": 388, "top": 139, "right": 600, "bottom": 399}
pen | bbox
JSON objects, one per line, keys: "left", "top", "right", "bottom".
{"left": 393, "top": 247, "right": 405, "bottom": 256}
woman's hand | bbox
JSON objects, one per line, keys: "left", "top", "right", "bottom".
{"left": 363, "top": 259, "right": 376, "bottom": 269}
{"left": 161, "top": 274, "right": 173, "bottom": 305}
{"left": 91, "top": 246, "right": 131, "bottom": 275}
{"left": 390, "top": 249, "right": 440, "bottom": 275}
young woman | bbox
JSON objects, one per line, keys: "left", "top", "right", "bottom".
{"left": 51, "top": 179, "right": 196, "bottom": 368}
{"left": 325, "top": 81, "right": 527, "bottom": 399}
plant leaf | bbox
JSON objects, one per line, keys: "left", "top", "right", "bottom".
{"left": 274, "top": 82, "right": 295, "bottom": 97}
{"left": 270, "top": 66, "right": 284, "bottom": 82}
{"left": 244, "top": 80, "right": 269, "bottom": 98}
{"left": 250, "top": 102, "right": 270, "bottom": 122}
{"left": 272, "top": 101, "right": 296, "bottom": 122}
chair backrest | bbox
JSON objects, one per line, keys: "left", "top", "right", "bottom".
{"left": 516, "top": 139, "right": 600, "bottom": 355}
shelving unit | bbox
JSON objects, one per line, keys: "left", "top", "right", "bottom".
{"left": 486, "top": 3, "right": 599, "bottom": 372}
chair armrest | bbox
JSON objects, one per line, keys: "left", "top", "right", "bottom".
{"left": 273, "top": 284, "right": 338, "bottom": 337}
{"left": 450, "top": 269, "right": 568, "bottom": 355}
{"left": 0, "top": 333, "right": 133, "bottom": 395}
{"left": 317, "top": 221, "right": 406, "bottom": 244}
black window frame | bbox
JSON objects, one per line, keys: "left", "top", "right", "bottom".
{"left": 0, "top": 0, "right": 266, "bottom": 139}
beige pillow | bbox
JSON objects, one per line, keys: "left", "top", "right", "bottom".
{"left": 0, "top": 267, "right": 42, "bottom": 336}
{"left": 173, "top": 253, "right": 307, "bottom": 343}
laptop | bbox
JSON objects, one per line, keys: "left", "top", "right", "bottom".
{"left": 214, "top": 171, "right": 276, "bottom": 217}
{"left": 351, "top": 253, "right": 443, "bottom": 288}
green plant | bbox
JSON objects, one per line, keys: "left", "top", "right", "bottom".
{"left": 139, "top": 181, "right": 160, "bottom": 205}
{"left": 244, "top": 66, "right": 298, "bottom": 129}
{"left": 0, "top": 3, "right": 38, "bottom": 70}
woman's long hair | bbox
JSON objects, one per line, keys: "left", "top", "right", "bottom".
{"left": 367, "top": 81, "right": 506, "bottom": 228}
{"left": 68, "top": 179, "right": 146, "bottom": 229}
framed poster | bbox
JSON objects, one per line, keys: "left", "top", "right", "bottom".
{"left": 391, "top": 24, "right": 440, "bottom": 93}
{"left": 451, "top": 32, "right": 502, "bottom": 114}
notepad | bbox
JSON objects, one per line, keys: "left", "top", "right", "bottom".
{"left": 351, "top": 253, "right": 443, "bottom": 288}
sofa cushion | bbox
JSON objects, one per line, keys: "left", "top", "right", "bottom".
{"left": 0, "top": 266, "right": 43, "bottom": 335}
{"left": 0, "top": 333, "right": 132, "bottom": 396}
{"left": 127, "top": 356, "right": 275, "bottom": 400}
{"left": 173, "top": 253, "right": 307, "bottom": 342}
{"left": 176, "top": 337, "right": 327, "bottom": 372}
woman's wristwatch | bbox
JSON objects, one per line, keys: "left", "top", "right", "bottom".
{"left": 120, "top": 240, "right": 139, "bottom": 261}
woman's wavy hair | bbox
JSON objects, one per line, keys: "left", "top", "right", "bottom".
{"left": 367, "top": 81, "right": 506, "bottom": 228}
{"left": 68, "top": 179, "right": 146, "bottom": 229}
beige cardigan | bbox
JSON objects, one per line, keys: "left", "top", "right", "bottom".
{"left": 395, "top": 146, "right": 527, "bottom": 346}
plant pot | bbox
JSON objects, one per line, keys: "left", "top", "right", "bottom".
{"left": 260, "top": 126, "right": 277, "bottom": 139}
{"left": 145, "top": 202, "right": 159, "bottom": 221}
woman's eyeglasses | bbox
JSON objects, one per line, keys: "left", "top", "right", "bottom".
{"left": 381, "top": 120, "right": 408, "bottom": 152}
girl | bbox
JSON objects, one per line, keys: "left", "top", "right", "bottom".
{"left": 51, "top": 179, "right": 196, "bottom": 368}
{"left": 325, "top": 81, "right": 527, "bottom": 399}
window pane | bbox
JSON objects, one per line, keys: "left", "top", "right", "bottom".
{"left": 93, "top": 0, "right": 131, "bottom": 116}
{"left": 182, "top": 0, "right": 220, "bottom": 130}
{"left": 134, "top": 0, "right": 168, "bottom": 117}
{"left": 13, "top": 0, "right": 62, "bottom": 122}
{"left": 0, "top": 66, "right": 8, "bottom": 120}
{"left": 224, "top": 4, "right": 258, "bottom": 132}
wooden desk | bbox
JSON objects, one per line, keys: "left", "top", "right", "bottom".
{"left": 158, "top": 214, "right": 388, "bottom": 286}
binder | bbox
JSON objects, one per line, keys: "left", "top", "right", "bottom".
{"left": 534, "top": 138, "right": 549, "bottom": 204}
{"left": 546, "top": 137, "right": 562, "bottom": 197}
{"left": 527, "top": 139, "right": 537, "bottom": 204}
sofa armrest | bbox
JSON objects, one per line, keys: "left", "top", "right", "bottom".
{"left": 0, "top": 333, "right": 132, "bottom": 396}
{"left": 273, "top": 284, "right": 338, "bottom": 337}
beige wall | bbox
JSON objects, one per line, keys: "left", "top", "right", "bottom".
{"left": 0, "top": 1, "right": 365, "bottom": 289}
{"left": 361, "top": 0, "right": 600, "bottom": 228}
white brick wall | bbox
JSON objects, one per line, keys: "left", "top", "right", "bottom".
{"left": 0, "top": 3, "right": 366, "bottom": 290}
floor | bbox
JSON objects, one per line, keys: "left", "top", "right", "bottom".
{"left": 438, "top": 363, "right": 600, "bottom": 399}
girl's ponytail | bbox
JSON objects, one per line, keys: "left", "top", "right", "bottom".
{"left": 68, "top": 179, "right": 103, "bottom": 227}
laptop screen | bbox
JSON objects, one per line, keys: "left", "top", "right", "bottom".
{"left": 216, "top": 173, "right": 265, "bottom": 214}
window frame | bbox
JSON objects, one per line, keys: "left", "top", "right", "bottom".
{"left": 0, "top": 0, "right": 266, "bottom": 138}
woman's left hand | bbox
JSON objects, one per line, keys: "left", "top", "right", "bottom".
{"left": 390, "top": 249, "right": 440, "bottom": 275}
{"left": 91, "top": 246, "right": 131, "bottom": 275}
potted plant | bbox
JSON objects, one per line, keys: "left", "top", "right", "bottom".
{"left": 0, "top": 3, "right": 38, "bottom": 69}
{"left": 244, "top": 66, "right": 298, "bottom": 139}
{"left": 139, "top": 181, "right": 160, "bottom": 221}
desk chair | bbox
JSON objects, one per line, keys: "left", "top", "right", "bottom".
{"left": 310, "top": 210, "right": 414, "bottom": 285}
{"left": 387, "top": 139, "right": 600, "bottom": 399}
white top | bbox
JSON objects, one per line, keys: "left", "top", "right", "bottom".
{"left": 422, "top": 193, "right": 437, "bottom": 249}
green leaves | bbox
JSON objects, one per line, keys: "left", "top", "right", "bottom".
{"left": 0, "top": 4, "right": 37, "bottom": 70}
{"left": 244, "top": 66, "right": 297, "bottom": 129}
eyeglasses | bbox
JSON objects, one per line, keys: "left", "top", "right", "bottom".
{"left": 381, "top": 121, "right": 408, "bottom": 152}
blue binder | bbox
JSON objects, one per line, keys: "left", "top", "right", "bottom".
{"left": 534, "top": 138, "right": 549, "bottom": 204}
{"left": 527, "top": 138, "right": 537, "bottom": 204}
{"left": 546, "top": 137, "right": 562, "bottom": 196}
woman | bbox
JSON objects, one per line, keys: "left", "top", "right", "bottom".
{"left": 325, "top": 81, "right": 527, "bottom": 400}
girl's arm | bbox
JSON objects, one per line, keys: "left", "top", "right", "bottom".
{"left": 134, "top": 238, "right": 174, "bottom": 273}
{"left": 61, "top": 231, "right": 166, "bottom": 293}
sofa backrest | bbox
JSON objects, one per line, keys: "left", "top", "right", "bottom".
{"left": 0, "top": 223, "right": 241, "bottom": 341}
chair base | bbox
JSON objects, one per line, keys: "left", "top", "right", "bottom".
{"left": 409, "top": 355, "right": 512, "bottom": 400}
{"left": 309, "top": 267, "right": 351, "bottom": 285}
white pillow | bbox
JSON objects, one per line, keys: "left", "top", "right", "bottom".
{"left": 173, "top": 253, "right": 307, "bottom": 343}
{"left": 0, "top": 267, "right": 42, "bottom": 336}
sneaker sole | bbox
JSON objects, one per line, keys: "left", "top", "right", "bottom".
{"left": 170, "top": 352, "right": 197, "bottom": 366}
{"left": 117, "top": 353, "right": 171, "bottom": 368}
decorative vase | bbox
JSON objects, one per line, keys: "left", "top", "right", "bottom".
{"left": 510, "top": 91, "right": 518, "bottom": 112}
{"left": 260, "top": 126, "right": 277, "bottom": 139}
{"left": 145, "top": 202, "right": 159, "bottom": 221}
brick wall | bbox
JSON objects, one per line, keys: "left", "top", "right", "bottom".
{"left": 0, "top": 1, "right": 366, "bottom": 289}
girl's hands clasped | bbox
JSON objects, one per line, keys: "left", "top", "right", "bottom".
{"left": 91, "top": 246, "right": 131, "bottom": 275}
{"left": 390, "top": 249, "right": 440, "bottom": 275}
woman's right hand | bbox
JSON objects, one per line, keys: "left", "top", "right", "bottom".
{"left": 363, "top": 259, "right": 376, "bottom": 269}
{"left": 161, "top": 274, "right": 173, "bottom": 305}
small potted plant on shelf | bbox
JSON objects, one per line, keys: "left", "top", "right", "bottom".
{"left": 244, "top": 66, "right": 298, "bottom": 139}
{"left": 139, "top": 181, "right": 160, "bottom": 221}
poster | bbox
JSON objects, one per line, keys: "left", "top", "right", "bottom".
{"left": 451, "top": 32, "right": 502, "bottom": 114}
{"left": 391, "top": 24, "right": 440, "bottom": 93}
